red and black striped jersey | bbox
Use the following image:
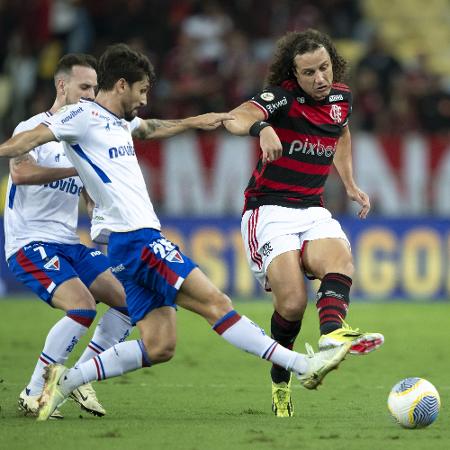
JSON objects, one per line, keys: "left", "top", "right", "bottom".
{"left": 243, "top": 79, "right": 352, "bottom": 212}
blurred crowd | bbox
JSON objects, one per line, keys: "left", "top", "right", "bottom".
{"left": 0, "top": 0, "right": 449, "bottom": 140}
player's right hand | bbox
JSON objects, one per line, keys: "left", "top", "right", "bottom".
{"left": 192, "top": 113, "right": 235, "bottom": 130}
{"left": 260, "top": 126, "right": 282, "bottom": 164}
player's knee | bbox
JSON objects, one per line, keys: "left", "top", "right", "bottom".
{"left": 151, "top": 343, "right": 176, "bottom": 363}
{"left": 276, "top": 296, "right": 306, "bottom": 321}
{"left": 69, "top": 293, "right": 96, "bottom": 311}
{"left": 209, "top": 290, "right": 234, "bottom": 321}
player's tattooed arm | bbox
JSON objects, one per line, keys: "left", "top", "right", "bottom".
{"left": 132, "top": 113, "right": 234, "bottom": 140}
{"left": 9, "top": 151, "right": 77, "bottom": 185}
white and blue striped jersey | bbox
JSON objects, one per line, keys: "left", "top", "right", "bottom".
{"left": 4, "top": 111, "right": 83, "bottom": 260}
{"left": 44, "top": 99, "right": 161, "bottom": 244}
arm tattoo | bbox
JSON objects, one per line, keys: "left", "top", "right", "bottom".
{"left": 11, "top": 153, "right": 33, "bottom": 167}
{"left": 135, "top": 119, "right": 183, "bottom": 139}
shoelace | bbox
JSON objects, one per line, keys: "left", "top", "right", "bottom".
{"left": 305, "top": 343, "right": 315, "bottom": 357}
{"left": 341, "top": 320, "right": 361, "bottom": 335}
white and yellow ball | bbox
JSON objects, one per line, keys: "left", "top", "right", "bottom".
{"left": 388, "top": 377, "right": 440, "bottom": 429}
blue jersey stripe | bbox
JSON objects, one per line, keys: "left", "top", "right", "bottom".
{"left": 71, "top": 144, "right": 111, "bottom": 183}
{"left": 8, "top": 184, "right": 16, "bottom": 208}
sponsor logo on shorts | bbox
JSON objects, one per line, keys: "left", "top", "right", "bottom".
{"left": 111, "top": 263, "right": 125, "bottom": 273}
{"left": 262, "top": 241, "right": 273, "bottom": 257}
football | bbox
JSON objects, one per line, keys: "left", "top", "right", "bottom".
{"left": 387, "top": 377, "right": 440, "bottom": 428}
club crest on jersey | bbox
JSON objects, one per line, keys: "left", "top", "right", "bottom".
{"left": 330, "top": 104, "right": 342, "bottom": 123}
{"left": 44, "top": 256, "right": 60, "bottom": 271}
{"left": 260, "top": 92, "right": 275, "bottom": 101}
{"left": 166, "top": 249, "right": 184, "bottom": 263}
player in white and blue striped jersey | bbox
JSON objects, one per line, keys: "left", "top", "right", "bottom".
{"left": 0, "top": 44, "right": 351, "bottom": 420}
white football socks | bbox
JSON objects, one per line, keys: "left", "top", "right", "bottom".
{"left": 213, "top": 312, "right": 308, "bottom": 374}
{"left": 75, "top": 308, "right": 132, "bottom": 365}
{"left": 26, "top": 315, "right": 91, "bottom": 395}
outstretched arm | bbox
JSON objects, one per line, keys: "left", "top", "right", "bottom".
{"left": 9, "top": 154, "right": 77, "bottom": 185}
{"left": 223, "top": 102, "right": 283, "bottom": 163}
{"left": 0, "top": 125, "right": 56, "bottom": 159}
{"left": 333, "top": 126, "right": 370, "bottom": 219}
{"left": 132, "top": 112, "right": 234, "bottom": 140}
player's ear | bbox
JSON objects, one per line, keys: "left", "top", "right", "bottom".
{"left": 56, "top": 78, "right": 65, "bottom": 96}
{"left": 116, "top": 78, "right": 128, "bottom": 93}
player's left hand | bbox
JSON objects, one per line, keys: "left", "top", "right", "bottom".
{"left": 347, "top": 187, "right": 370, "bottom": 219}
{"left": 191, "top": 113, "right": 235, "bottom": 130}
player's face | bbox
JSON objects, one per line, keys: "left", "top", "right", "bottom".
{"left": 64, "top": 65, "right": 97, "bottom": 105}
{"left": 293, "top": 46, "right": 333, "bottom": 101}
{"left": 123, "top": 77, "right": 150, "bottom": 121}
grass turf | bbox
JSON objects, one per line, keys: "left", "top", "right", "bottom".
{"left": 0, "top": 298, "right": 448, "bottom": 450}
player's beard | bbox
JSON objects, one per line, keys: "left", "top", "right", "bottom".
{"left": 123, "top": 108, "right": 138, "bottom": 122}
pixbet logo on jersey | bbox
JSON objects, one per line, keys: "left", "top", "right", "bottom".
{"left": 44, "top": 177, "right": 82, "bottom": 196}
{"left": 288, "top": 138, "right": 337, "bottom": 158}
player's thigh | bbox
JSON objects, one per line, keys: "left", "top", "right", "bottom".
{"left": 70, "top": 244, "right": 114, "bottom": 291}
{"left": 176, "top": 268, "right": 233, "bottom": 325}
{"left": 266, "top": 250, "right": 308, "bottom": 319}
{"left": 88, "top": 269, "right": 126, "bottom": 308}
{"left": 302, "top": 238, "right": 354, "bottom": 279}
{"left": 51, "top": 277, "right": 96, "bottom": 311}
{"left": 137, "top": 306, "right": 177, "bottom": 362}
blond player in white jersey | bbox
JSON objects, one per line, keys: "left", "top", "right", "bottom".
{"left": 0, "top": 44, "right": 352, "bottom": 421}
{"left": 4, "top": 54, "right": 133, "bottom": 419}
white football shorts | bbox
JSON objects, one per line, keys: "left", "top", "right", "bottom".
{"left": 241, "top": 205, "right": 349, "bottom": 290}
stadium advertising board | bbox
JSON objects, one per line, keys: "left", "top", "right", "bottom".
{"left": 1, "top": 217, "right": 449, "bottom": 301}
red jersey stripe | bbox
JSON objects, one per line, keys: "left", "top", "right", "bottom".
{"left": 270, "top": 157, "right": 331, "bottom": 175}
{"left": 258, "top": 177, "right": 324, "bottom": 195}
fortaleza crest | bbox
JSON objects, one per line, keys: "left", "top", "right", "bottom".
{"left": 44, "top": 256, "right": 60, "bottom": 271}
{"left": 330, "top": 104, "right": 342, "bottom": 123}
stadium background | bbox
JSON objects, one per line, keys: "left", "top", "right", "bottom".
{"left": 0, "top": 0, "right": 449, "bottom": 301}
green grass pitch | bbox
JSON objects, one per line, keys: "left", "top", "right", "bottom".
{"left": 0, "top": 298, "right": 449, "bottom": 450}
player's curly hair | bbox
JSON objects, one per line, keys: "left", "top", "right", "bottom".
{"left": 265, "top": 29, "right": 348, "bottom": 87}
{"left": 98, "top": 43, "right": 156, "bottom": 91}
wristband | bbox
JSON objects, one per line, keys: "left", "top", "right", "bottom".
{"left": 249, "top": 121, "right": 271, "bottom": 137}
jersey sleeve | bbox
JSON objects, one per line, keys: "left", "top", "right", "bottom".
{"left": 129, "top": 116, "right": 142, "bottom": 132}
{"left": 248, "top": 86, "right": 291, "bottom": 122}
{"left": 342, "top": 91, "right": 353, "bottom": 127}
{"left": 44, "top": 104, "right": 90, "bottom": 144}
{"left": 13, "top": 121, "right": 39, "bottom": 161}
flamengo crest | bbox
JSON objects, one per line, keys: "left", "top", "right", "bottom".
{"left": 330, "top": 104, "right": 342, "bottom": 123}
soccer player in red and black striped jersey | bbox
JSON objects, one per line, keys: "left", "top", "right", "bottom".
{"left": 224, "top": 29, "right": 384, "bottom": 417}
